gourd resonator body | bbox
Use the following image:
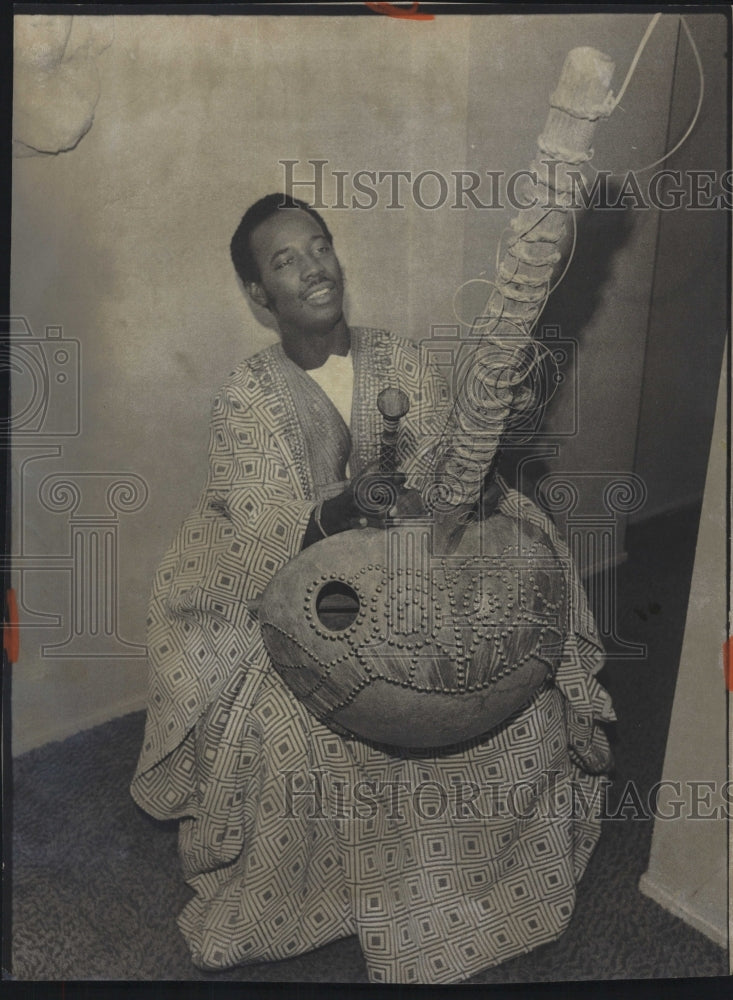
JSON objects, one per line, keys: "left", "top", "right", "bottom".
{"left": 259, "top": 515, "right": 567, "bottom": 748}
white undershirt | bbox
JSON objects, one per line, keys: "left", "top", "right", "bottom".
{"left": 306, "top": 351, "right": 354, "bottom": 429}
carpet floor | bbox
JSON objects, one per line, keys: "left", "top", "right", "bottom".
{"left": 6, "top": 505, "right": 728, "bottom": 983}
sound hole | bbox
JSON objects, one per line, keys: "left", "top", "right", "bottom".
{"left": 315, "top": 580, "right": 360, "bottom": 631}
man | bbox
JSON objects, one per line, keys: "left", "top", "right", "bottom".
{"left": 131, "top": 194, "right": 614, "bottom": 984}
{"left": 227, "top": 192, "right": 424, "bottom": 543}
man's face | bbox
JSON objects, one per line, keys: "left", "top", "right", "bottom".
{"left": 248, "top": 209, "right": 345, "bottom": 336}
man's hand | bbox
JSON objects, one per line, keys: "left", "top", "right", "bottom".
{"left": 324, "top": 469, "right": 409, "bottom": 533}
{"left": 302, "top": 467, "right": 424, "bottom": 549}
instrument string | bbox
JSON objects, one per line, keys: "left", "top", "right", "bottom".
{"left": 587, "top": 14, "right": 704, "bottom": 179}
{"left": 611, "top": 11, "right": 662, "bottom": 111}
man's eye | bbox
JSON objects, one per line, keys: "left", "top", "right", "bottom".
{"left": 275, "top": 256, "right": 294, "bottom": 269}
{"left": 315, "top": 244, "right": 331, "bottom": 254}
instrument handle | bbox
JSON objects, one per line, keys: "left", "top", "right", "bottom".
{"left": 377, "top": 388, "right": 410, "bottom": 474}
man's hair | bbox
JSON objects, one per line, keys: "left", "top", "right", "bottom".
{"left": 230, "top": 193, "right": 334, "bottom": 286}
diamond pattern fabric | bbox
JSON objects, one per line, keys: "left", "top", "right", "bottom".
{"left": 131, "top": 328, "right": 614, "bottom": 983}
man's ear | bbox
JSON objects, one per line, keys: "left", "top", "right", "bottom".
{"left": 246, "top": 281, "right": 271, "bottom": 311}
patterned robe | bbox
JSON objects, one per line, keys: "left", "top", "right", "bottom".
{"left": 131, "top": 327, "right": 615, "bottom": 984}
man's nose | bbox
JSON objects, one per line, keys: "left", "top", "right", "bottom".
{"left": 300, "top": 252, "right": 326, "bottom": 280}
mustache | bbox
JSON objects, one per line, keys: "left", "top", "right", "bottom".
{"left": 303, "top": 277, "right": 334, "bottom": 293}
{"left": 301, "top": 268, "right": 346, "bottom": 297}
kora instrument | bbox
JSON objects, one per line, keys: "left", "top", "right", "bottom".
{"left": 259, "top": 47, "right": 616, "bottom": 748}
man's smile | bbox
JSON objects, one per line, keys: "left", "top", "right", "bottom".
{"left": 302, "top": 280, "right": 337, "bottom": 303}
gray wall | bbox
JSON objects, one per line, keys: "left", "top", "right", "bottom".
{"left": 639, "top": 349, "right": 728, "bottom": 947}
{"left": 10, "top": 13, "right": 726, "bottom": 752}
{"left": 632, "top": 14, "right": 728, "bottom": 520}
